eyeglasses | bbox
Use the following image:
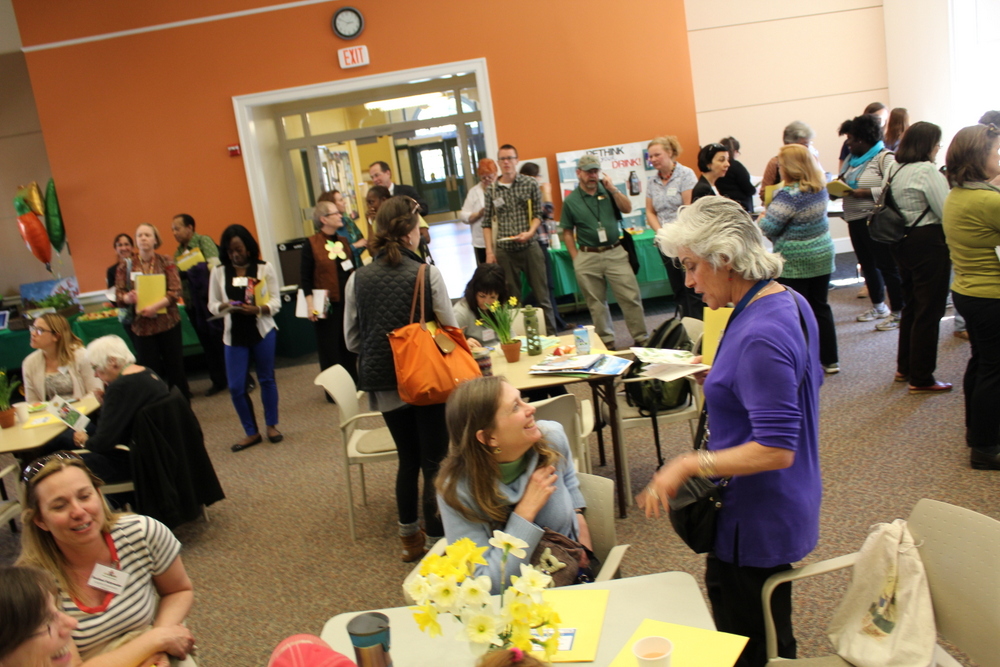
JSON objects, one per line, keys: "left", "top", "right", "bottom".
{"left": 497, "top": 156, "right": 518, "bottom": 162}
{"left": 22, "top": 451, "right": 83, "bottom": 484}
{"left": 30, "top": 615, "right": 57, "bottom": 639}
{"left": 29, "top": 326, "right": 53, "bottom": 335}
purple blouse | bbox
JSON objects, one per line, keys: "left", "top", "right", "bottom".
{"left": 703, "top": 289, "right": 823, "bottom": 567}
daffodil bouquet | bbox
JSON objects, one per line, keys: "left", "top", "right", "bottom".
{"left": 0, "top": 368, "right": 21, "bottom": 411}
{"left": 476, "top": 296, "right": 521, "bottom": 345}
{"left": 406, "top": 531, "right": 562, "bottom": 659}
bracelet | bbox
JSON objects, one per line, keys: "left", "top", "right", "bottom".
{"left": 696, "top": 449, "right": 719, "bottom": 478}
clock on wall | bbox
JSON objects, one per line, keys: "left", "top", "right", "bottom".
{"left": 332, "top": 7, "right": 365, "bottom": 40}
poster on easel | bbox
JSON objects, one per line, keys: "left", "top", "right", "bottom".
{"left": 555, "top": 140, "right": 659, "bottom": 231}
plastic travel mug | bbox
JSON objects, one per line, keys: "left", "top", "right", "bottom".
{"left": 346, "top": 612, "right": 392, "bottom": 667}
{"left": 633, "top": 636, "right": 673, "bottom": 667}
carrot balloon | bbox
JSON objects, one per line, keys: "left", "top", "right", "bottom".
{"left": 15, "top": 196, "right": 52, "bottom": 269}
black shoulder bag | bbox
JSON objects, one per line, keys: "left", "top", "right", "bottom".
{"left": 667, "top": 286, "right": 811, "bottom": 554}
{"left": 607, "top": 187, "right": 640, "bottom": 274}
{"left": 867, "top": 163, "right": 931, "bottom": 244}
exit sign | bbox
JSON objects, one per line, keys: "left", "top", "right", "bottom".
{"left": 338, "top": 45, "right": 369, "bottom": 69}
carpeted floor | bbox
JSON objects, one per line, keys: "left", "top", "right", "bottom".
{"left": 1, "top": 276, "right": 992, "bottom": 667}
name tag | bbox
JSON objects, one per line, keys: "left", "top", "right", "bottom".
{"left": 492, "top": 197, "right": 506, "bottom": 208}
{"left": 88, "top": 563, "right": 129, "bottom": 595}
{"left": 597, "top": 227, "right": 609, "bottom": 243}
{"left": 666, "top": 187, "right": 678, "bottom": 197}
{"left": 232, "top": 276, "right": 249, "bottom": 287}
{"left": 341, "top": 259, "right": 354, "bottom": 272}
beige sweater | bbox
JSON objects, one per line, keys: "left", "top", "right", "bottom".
{"left": 22, "top": 346, "right": 103, "bottom": 403}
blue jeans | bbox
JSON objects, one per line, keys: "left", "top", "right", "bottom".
{"left": 225, "top": 329, "right": 279, "bottom": 436}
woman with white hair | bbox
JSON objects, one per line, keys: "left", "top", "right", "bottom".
{"left": 758, "top": 121, "right": 816, "bottom": 201}
{"left": 638, "top": 197, "right": 823, "bottom": 667}
{"left": 72, "top": 335, "right": 170, "bottom": 483}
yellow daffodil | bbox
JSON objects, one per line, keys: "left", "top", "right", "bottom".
{"left": 461, "top": 611, "right": 501, "bottom": 646}
{"left": 508, "top": 296, "right": 518, "bottom": 306}
{"left": 419, "top": 552, "right": 444, "bottom": 577}
{"left": 543, "top": 631, "right": 560, "bottom": 659}
{"left": 501, "top": 588, "right": 532, "bottom": 624}
{"left": 459, "top": 575, "right": 493, "bottom": 608}
{"left": 447, "top": 538, "right": 488, "bottom": 571}
{"left": 489, "top": 301, "right": 499, "bottom": 312}
{"left": 404, "top": 575, "right": 431, "bottom": 605}
{"left": 427, "top": 573, "right": 462, "bottom": 612}
{"left": 475, "top": 319, "right": 483, "bottom": 326}
{"left": 512, "top": 563, "right": 551, "bottom": 602}
{"left": 508, "top": 620, "right": 534, "bottom": 651}
{"left": 412, "top": 603, "right": 442, "bottom": 637}
{"left": 489, "top": 530, "right": 528, "bottom": 560}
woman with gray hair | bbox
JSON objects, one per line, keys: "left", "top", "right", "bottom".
{"left": 758, "top": 121, "right": 816, "bottom": 201}
{"left": 639, "top": 197, "right": 823, "bottom": 667}
{"left": 73, "top": 334, "right": 170, "bottom": 482}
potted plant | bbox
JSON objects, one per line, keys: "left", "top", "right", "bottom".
{"left": 0, "top": 368, "right": 21, "bottom": 429}
{"left": 477, "top": 297, "right": 522, "bottom": 362}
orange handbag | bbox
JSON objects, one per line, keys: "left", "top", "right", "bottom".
{"left": 388, "top": 264, "right": 481, "bottom": 405}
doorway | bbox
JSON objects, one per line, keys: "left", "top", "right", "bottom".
{"left": 232, "top": 58, "right": 497, "bottom": 286}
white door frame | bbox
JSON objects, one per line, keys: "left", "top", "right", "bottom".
{"left": 232, "top": 58, "right": 496, "bottom": 284}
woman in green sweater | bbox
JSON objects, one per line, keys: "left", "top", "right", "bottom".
{"left": 758, "top": 144, "right": 839, "bottom": 373}
{"left": 942, "top": 123, "right": 1000, "bottom": 470}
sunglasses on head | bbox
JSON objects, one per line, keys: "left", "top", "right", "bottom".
{"left": 21, "top": 451, "right": 84, "bottom": 484}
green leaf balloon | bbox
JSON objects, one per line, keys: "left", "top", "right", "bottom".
{"left": 45, "top": 178, "right": 66, "bottom": 252}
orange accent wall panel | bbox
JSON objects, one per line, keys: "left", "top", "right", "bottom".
{"left": 15, "top": 0, "right": 698, "bottom": 291}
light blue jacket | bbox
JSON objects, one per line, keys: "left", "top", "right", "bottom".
{"left": 438, "top": 421, "right": 586, "bottom": 593}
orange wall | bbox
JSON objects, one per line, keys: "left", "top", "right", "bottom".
{"left": 13, "top": 0, "right": 699, "bottom": 292}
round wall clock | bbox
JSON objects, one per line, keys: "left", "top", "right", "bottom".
{"left": 332, "top": 7, "right": 364, "bottom": 40}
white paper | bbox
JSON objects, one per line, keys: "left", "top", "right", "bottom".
{"left": 295, "top": 289, "right": 329, "bottom": 319}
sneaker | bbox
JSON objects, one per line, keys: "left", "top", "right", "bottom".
{"left": 823, "top": 363, "right": 840, "bottom": 375}
{"left": 857, "top": 303, "right": 891, "bottom": 322}
{"left": 875, "top": 314, "right": 901, "bottom": 331}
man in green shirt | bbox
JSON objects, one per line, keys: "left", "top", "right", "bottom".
{"left": 172, "top": 214, "right": 228, "bottom": 395}
{"left": 560, "top": 155, "right": 648, "bottom": 349}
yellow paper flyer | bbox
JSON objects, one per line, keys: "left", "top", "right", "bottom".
{"left": 531, "top": 589, "right": 609, "bottom": 662}
{"left": 135, "top": 274, "right": 167, "bottom": 314}
{"left": 701, "top": 306, "right": 733, "bottom": 365}
{"left": 609, "top": 619, "right": 748, "bottom": 667}
{"left": 176, "top": 247, "right": 207, "bottom": 271}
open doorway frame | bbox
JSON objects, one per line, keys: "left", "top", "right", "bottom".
{"left": 232, "top": 58, "right": 496, "bottom": 286}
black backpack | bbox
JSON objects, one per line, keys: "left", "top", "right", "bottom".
{"left": 623, "top": 316, "right": 693, "bottom": 417}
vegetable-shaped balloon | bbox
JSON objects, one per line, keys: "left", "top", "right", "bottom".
{"left": 44, "top": 179, "right": 66, "bottom": 252}
{"left": 15, "top": 182, "right": 45, "bottom": 216}
{"left": 14, "top": 196, "right": 52, "bottom": 269}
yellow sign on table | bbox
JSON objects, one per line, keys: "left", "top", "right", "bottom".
{"left": 701, "top": 307, "right": 733, "bottom": 365}
{"left": 23, "top": 413, "right": 60, "bottom": 429}
{"left": 534, "top": 589, "right": 610, "bottom": 662}
{"left": 610, "top": 619, "right": 748, "bottom": 667}
{"left": 136, "top": 274, "right": 167, "bottom": 314}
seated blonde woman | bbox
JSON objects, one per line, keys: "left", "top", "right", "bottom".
{"left": 16, "top": 452, "right": 195, "bottom": 667}
{"left": 23, "top": 313, "right": 102, "bottom": 403}
{"left": 436, "top": 376, "right": 591, "bottom": 593}
{"left": 22, "top": 313, "right": 103, "bottom": 453}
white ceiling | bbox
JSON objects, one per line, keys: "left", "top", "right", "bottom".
{"left": 0, "top": 0, "right": 22, "bottom": 54}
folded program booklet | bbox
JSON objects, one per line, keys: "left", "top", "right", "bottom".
{"left": 530, "top": 354, "right": 632, "bottom": 376}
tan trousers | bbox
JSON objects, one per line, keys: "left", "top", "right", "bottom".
{"left": 572, "top": 245, "right": 648, "bottom": 346}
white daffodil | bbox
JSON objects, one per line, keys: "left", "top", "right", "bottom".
{"left": 459, "top": 575, "right": 493, "bottom": 608}
{"left": 461, "top": 610, "right": 502, "bottom": 646}
{"left": 427, "top": 573, "right": 462, "bottom": 612}
{"left": 488, "top": 530, "right": 529, "bottom": 560}
{"left": 512, "top": 563, "right": 552, "bottom": 602}
{"left": 404, "top": 574, "right": 431, "bottom": 605}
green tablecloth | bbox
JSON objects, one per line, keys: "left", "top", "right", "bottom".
{"left": 534, "top": 229, "right": 673, "bottom": 307}
{"left": 0, "top": 307, "right": 202, "bottom": 373}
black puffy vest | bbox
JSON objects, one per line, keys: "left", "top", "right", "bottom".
{"left": 353, "top": 250, "right": 434, "bottom": 392}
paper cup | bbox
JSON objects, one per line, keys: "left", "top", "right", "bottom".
{"left": 13, "top": 402, "right": 29, "bottom": 423}
{"left": 633, "top": 636, "right": 673, "bottom": 667}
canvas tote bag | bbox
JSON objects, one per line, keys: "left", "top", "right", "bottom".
{"left": 826, "top": 519, "right": 936, "bottom": 667}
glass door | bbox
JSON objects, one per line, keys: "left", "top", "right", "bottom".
{"left": 409, "top": 139, "right": 465, "bottom": 214}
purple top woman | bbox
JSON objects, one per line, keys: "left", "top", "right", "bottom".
{"left": 640, "top": 196, "right": 823, "bottom": 667}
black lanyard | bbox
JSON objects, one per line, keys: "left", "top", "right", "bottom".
{"left": 716, "top": 279, "right": 771, "bottom": 356}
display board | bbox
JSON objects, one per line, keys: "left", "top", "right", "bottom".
{"left": 556, "top": 140, "right": 657, "bottom": 230}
